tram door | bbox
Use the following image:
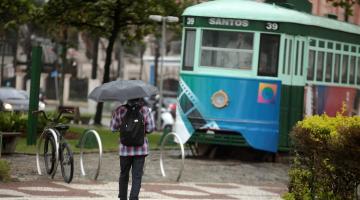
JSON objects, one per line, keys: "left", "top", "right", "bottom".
{"left": 278, "top": 35, "right": 307, "bottom": 150}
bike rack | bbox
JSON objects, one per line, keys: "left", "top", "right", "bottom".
{"left": 160, "top": 132, "right": 185, "bottom": 182}
{"left": 36, "top": 128, "right": 60, "bottom": 178}
{"left": 79, "top": 129, "right": 103, "bottom": 180}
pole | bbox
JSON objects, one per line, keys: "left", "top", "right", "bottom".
{"left": 157, "top": 18, "right": 166, "bottom": 130}
{"left": 27, "top": 46, "right": 42, "bottom": 145}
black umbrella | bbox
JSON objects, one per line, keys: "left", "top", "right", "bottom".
{"left": 88, "top": 80, "right": 158, "bottom": 102}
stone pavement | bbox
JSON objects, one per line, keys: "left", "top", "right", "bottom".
{"left": 0, "top": 179, "right": 286, "bottom": 199}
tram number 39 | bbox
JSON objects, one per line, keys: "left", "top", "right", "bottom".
{"left": 187, "top": 17, "right": 195, "bottom": 25}
{"left": 265, "top": 22, "right": 279, "bottom": 31}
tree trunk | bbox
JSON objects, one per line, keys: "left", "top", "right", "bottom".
{"left": 91, "top": 36, "right": 99, "bottom": 79}
{"left": 94, "top": 2, "right": 121, "bottom": 125}
{"left": 154, "top": 39, "right": 160, "bottom": 86}
{"left": 59, "top": 28, "right": 68, "bottom": 106}
{"left": 139, "top": 44, "right": 145, "bottom": 80}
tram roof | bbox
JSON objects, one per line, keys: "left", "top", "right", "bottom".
{"left": 183, "top": 0, "right": 360, "bottom": 36}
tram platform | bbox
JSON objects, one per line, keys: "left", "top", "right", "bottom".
{"left": 0, "top": 179, "right": 285, "bottom": 199}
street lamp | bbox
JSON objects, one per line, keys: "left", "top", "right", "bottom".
{"left": 149, "top": 15, "right": 179, "bottom": 130}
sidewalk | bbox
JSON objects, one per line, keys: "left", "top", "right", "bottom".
{"left": 0, "top": 179, "right": 285, "bottom": 199}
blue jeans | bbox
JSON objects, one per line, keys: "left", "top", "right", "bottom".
{"left": 119, "top": 156, "right": 145, "bottom": 200}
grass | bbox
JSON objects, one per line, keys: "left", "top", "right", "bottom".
{"left": 15, "top": 125, "right": 163, "bottom": 154}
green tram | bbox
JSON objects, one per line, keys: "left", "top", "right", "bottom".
{"left": 174, "top": 0, "right": 360, "bottom": 153}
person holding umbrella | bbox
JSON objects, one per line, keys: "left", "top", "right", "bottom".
{"left": 88, "top": 80, "right": 157, "bottom": 200}
{"left": 110, "top": 98, "right": 155, "bottom": 200}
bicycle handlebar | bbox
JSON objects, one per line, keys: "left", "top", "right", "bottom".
{"left": 32, "top": 109, "right": 74, "bottom": 123}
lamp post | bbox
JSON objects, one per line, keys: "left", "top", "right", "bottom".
{"left": 149, "top": 15, "right": 179, "bottom": 130}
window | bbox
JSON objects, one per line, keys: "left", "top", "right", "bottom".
{"left": 307, "top": 50, "right": 315, "bottom": 81}
{"left": 327, "top": 42, "right": 333, "bottom": 49}
{"left": 283, "top": 39, "right": 287, "bottom": 74}
{"left": 357, "top": 57, "right": 360, "bottom": 85}
{"left": 316, "top": 52, "right": 324, "bottom": 81}
{"left": 182, "top": 29, "right": 196, "bottom": 71}
{"left": 300, "top": 42, "right": 305, "bottom": 76}
{"left": 200, "top": 30, "right": 254, "bottom": 69}
{"left": 351, "top": 46, "right": 357, "bottom": 53}
{"left": 325, "top": 53, "right": 333, "bottom": 82}
{"left": 336, "top": 43, "right": 341, "bottom": 50}
{"left": 258, "top": 34, "right": 280, "bottom": 77}
{"left": 334, "top": 54, "right": 341, "bottom": 83}
{"left": 287, "top": 40, "right": 292, "bottom": 75}
{"left": 295, "top": 41, "right": 300, "bottom": 75}
{"left": 310, "top": 39, "right": 316, "bottom": 47}
{"left": 342, "top": 55, "right": 349, "bottom": 84}
{"left": 349, "top": 56, "right": 356, "bottom": 84}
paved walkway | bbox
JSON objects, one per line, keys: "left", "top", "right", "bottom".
{"left": 0, "top": 179, "right": 285, "bottom": 199}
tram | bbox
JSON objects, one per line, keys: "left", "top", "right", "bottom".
{"left": 175, "top": 0, "right": 360, "bottom": 153}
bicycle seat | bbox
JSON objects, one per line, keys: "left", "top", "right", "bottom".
{"left": 54, "top": 124, "right": 70, "bottom": 131}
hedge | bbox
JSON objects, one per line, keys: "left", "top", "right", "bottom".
{"left": 284, "top": 113, "right": 360, "bottom": 200}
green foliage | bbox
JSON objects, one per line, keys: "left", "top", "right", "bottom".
{"left": 0, "top": 159, "right": 11, "bottom": 182}
{"left": 0, "top": 0, "right": 36, "bottom": 33}
{"left": 0, "top": 111, "right": 69, "bottom": 134}
{"left": 326, "top": 0, "right": 360, "bottom": 20}
{"left": 286, "top": 114, "right": 360, "bottom": 199}
{"left": 0, "top": 112, "right": 27, "bottom": 132}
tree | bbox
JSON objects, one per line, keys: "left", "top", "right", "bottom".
{"left": 39, "top": 0, "right": 192, "bottom": 124}
{"left": 0, "top": 0, "right": 35, "bottom": 35}
{"left": 326, "top": 0, "right": 360, "bottom": 21}
{"left": 71, "top": 0, "right": 190, "bottom": 125}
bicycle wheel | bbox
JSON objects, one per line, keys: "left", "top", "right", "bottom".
{"left": 44, "top": 134, "right": 56, "bottom": 175}
{"left": 60, "top": 142, "right": 74, "bottom": 183}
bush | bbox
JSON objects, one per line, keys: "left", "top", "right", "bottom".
{"left": 0, "top": 111, "right": 70, "bottom": 134}
{"left": 285, "top": 114, "right": 360, "bottom": 200}
{"left": 0, "top": 159, "right": 11, "bottom": 182}
{"left": 0, "top": 112, "right": 27, "bottom": 132}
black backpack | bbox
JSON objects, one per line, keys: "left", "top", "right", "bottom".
{"left": 120, "top": 104, "right": 145, "bottom": 146}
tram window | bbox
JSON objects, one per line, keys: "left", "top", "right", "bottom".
{"left": 200, "top": 30, "right": 254, "bottom": 69}
{"left": 282, "top": 39, "right": 287, "bottom": 74}
{"left": 341, "top": 55, "right": 349, "bottom": 84}
{"left": 294, "top": 41, "right": 300, "bottom": 76}
{"left": 334, "top": 54, "right": 341, "bottom": 82}
{"left": 357, "top": 58, "right": 360, "bottom": 85}
{"left": 325, "top": 53, "right": 333, "bottom": 82}
{"left": 307, "top": 50, "right": 315, "bottom": 81}
{"left": 300, "top": 41, "right": 305, "bottom": 76}
{"left": 349, "top": 56, "right": 356, "bottom": 84}
{"left": 287, "top": 40, "right": 292, "bottom": 75}
{"left": 182, "top": 29, "right": 196, "bottom": 71}
{"left": 327, "top": 42, "right": 333, "bottom": 49}
{"left": 344, "top": 45, "right": 349, "bottom": 52}
{"left": 351, "top": 46, "right": 357, "bottom": 53}
{"left": 310, "top": 39, "right": 316, "bottom": 47}
{"left": 319, "top": 41, "right": 325, "bottom": 48}
{"left": 336, "top": 43, "right": 342, "bottom": 50}
{"left": 257, "top": 34, "right": 280, "bottom": 77}
{"left": 316, "top": 52, "right": 324, "bottom": 81}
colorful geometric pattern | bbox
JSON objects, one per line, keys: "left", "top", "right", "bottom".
{"left": 257, "top": 83, "right": 278, "bottom": 104}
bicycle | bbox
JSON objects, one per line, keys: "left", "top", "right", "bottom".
{"left": 34, "top": 109, "right": 74, "bottom": 183}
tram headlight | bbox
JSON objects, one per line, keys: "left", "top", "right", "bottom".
{"left": 211, "top": 90, "right": 229, "bottom": 108}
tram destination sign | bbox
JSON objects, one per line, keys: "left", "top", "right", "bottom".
{"left": 208, "top": 18, "right": 249, "bottom": 27}
{"left": 184, "top": 16, "right": 280, "bottom": 32}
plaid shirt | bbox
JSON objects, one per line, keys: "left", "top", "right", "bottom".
{"left": 110, "top": 105, "right": 155, "bottom": 156}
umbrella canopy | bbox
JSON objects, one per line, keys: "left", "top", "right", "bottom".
{"left": 88, "top": 80, "right": 158, "bottom": 102}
